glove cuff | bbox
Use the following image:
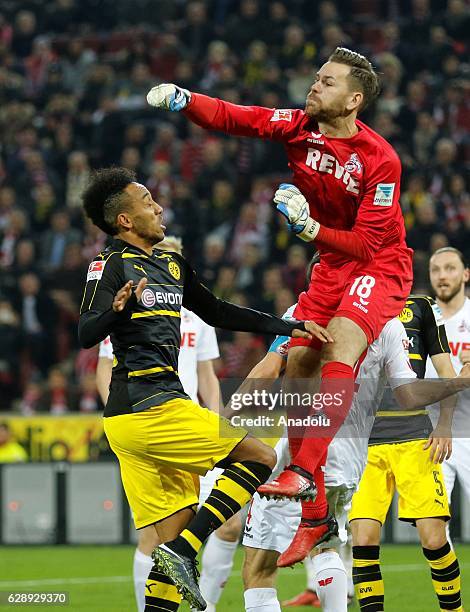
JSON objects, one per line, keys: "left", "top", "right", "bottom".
{"left": 298, "top": 217, "right": 320, "bottom": 242}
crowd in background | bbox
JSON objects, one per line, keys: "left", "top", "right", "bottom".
{"left": 0, "top": 0, "right": 468, "bottom": 411}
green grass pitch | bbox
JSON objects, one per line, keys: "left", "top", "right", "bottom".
{"left": 1, "top": 544, "right": 469, "bottom": 610}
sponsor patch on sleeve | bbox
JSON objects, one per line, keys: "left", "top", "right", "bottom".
{"left": 270, "top": 109, "right": 292, "bottom": 122}
{"left": 373, "top": 183, "right": 395, "bottom": 206}
{"left": 431, "top": 302, "right": 445, "bottom": 326}
{"left": 87, "top": 260, "right": 105, "bottom": 281}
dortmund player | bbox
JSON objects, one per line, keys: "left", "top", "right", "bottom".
{"left": 349, "top": 296, "right": 463, "bottom": 612}
{"left": 78, "top": 167, "right": 332, "bottom": 611}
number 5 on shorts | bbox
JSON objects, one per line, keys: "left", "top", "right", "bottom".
{"left": 349, "top": 275, "right": 376, "bottom": 306}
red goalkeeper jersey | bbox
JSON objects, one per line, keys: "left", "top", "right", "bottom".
{"left": 184, "top": 94, "right": 410, "bottom": 269}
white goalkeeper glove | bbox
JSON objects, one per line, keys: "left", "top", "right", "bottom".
{"left": 146, "top": 83, "right": 191, "bottom": 112}
{"left": 274, "top": 183, "right": 320, "bottom": 242}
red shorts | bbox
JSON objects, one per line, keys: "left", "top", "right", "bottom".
{"left": 292, "top": 246, "right": 413, "bottom": 350}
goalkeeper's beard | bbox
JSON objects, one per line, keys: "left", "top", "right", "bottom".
{"left": 305, "top": 101, "right": 351, "bottom": 123}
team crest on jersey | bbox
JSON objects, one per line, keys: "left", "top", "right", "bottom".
{"left": 344, "top": 153, "right": 363, "bottom": 175}
{"left": 270, "top": 109, "right": 292, "bottom": 122}
{"left": 168, "top": 261, "right": 180, "bottom": 280}
{"left": 87, "top": 260, "right": 105, "bottom": 281}
{"left": 141, "top": 288, "right": 156, "bottom": 307}
{"left": 398, "top": 307, "right": 413, "bottom": 324}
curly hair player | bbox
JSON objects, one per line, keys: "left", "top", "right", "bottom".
{"left": 78, "top": 167, "right": 332, "bottom": 611}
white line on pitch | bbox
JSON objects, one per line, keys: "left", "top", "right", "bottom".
{"left": 2, "top": 563, "right": 470, "bottom": 587}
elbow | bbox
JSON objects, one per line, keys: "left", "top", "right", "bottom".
{"left": 78, "top": 327, "right": 95, "bottom": 350}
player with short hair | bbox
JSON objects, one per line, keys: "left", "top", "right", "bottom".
{"left": 78, "top": 167, "right": 331, "bottom": 610}
{"left": 349, "top": 295, "right": 462, "bottom": 612}
{"left": 147, "top": 46, "right": 413, "bottom": 558}
{"left": 426, "top": 247, "right": 470, "bottom": 534}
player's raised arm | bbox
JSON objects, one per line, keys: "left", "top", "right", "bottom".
{"left": 181, "top": 258, "right": 333, "bottom": 344}
{"left": 147, "top": 83, "right": 300, "bottom": 142}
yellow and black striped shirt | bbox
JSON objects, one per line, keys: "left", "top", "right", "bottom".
{"left": 79, "top": 239, "right": 306, "bottom": 416}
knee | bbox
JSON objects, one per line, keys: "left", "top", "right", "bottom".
{"left": 420, "top": 530, "right": 447, "bottom": 551}
{"left": 216, "top": 514, "right": 242, "bottom": 542}
{"left": 260, "top": 444, "right": 277, "bottom": 470}
{"left": 353, "top": 533, "right": 380, "bottom": 547}
{"left": 138, "top": 527, "right": 159, "bottom": 556}
{"left": 230, "top": 437, "right": 277, "bottom": 470}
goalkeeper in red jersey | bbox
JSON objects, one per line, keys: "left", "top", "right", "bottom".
{"left": 147, "top": 47, "right": 413, "bottom": 562}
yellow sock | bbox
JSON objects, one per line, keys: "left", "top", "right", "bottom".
{"left": 423, "top": 542, "right": 462, "bottom": 611}
{"left": 145, "top": 566, "right": 181, "bottom": 611}
{"left": 352, "top": 545, "right": 384, "bottom": 612}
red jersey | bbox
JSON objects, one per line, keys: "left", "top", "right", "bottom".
{"left": 184, "top": 94, "right": 409, "bottom": 269}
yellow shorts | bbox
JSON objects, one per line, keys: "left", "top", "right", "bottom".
{"left": 104, "top": 398, "right": 247, "bottom": 529}
{"left": 349, "top": 439, "right": 450, "bottom": 525}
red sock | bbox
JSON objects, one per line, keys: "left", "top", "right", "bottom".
{"left": 292, "top": 361, "right": 355, "bottom": 475}
{"left": 301, "top": 451, "right": 328, "bottom": 520}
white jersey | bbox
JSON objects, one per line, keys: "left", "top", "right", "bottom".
{"left": 178, "top": 307, "right": 220, "bottom": 402}
{"left": 425, "top": 297, "right": 470, "bottom": 432}
{"left": 98, "top": 335, "right": 114, "bottom": 360}
{"left": 98, "top": 307, "right": 219, "bottom": 403}
{"left": 243, "top": 317, "right": 416, "bottom": 554}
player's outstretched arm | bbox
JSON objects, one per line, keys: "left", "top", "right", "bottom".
{"left": 393, "top": 362, "right": 470, "bottom": 409}
{"left": 147, "top": 83, "right": 294, "bottom": 141}
{"left": 182, "top": 263, "right": 333, "bottom": 343}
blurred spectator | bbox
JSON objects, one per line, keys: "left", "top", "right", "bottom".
{"left": 406, "top": 201, "right": 441, "bottom": 254}
{"left": 77, "top": 372, "right": 100, "bottom": 413}
{"left": 281, "top": 245, "right": 308, "bottom": 296}
{"left": 0, "top": 300, "right": 21, "bottom": 408}
{"left": 219, "top": 331, "right": 266, "bottom": 378}
{"left": 65, "top": 151, "right": 90, "bottom": 212}
{"left": 14, "top": 272, "right": 57, "bottom": 377}
{"left": 254, "top": 266, "right": 284, "bottom": 312}
{"left": 0, "top": 209, "right": 30, "bottom": 269}
{"left": 0, "top": 422, "right": 27, "bottom": 462}
{"left": 39, "top": 210, "right": 81, "bottom": 272}
{"left": 199, "top": 235, "right": 226, "bottom": 287}
{"left": 11, "top": 10, "right": 37, "bottom": 59}
{"left": 38, "top": 366, "right": 76, "bottom": 413}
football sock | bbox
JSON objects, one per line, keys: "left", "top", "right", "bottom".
{"left": 313, "top": 550, "right": 348, "bottom": 612}
{"left": 300, "top": 451, "right": 328, "bottom": 520}
{"left": 168, "top": 461, "right": 271, "bottom": 558}
{"left": 244, "top": 587, "right": 281, "bottom": 611}
{"left": 199, "top": 532, "right": 238, "bottom": 605}
{"left": 134, "top": 548, "right": 154, "bottom": 612}
{"left": 304, "top": 555, "right": 317, "bottom": 592}
{"left": 144, "top": 565, "right": 181, "bottom": 611}
{"left": 352, "top": 545, "right": 384, "bottom": 611}
{"left": 339, "top": 535, "right": 355, "bottom": 597}
{"left": 423, "top": 542, "right": 462, "bottom": 611}
{"left": 293, "top": 362, "right": 355, "bottom": 475}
